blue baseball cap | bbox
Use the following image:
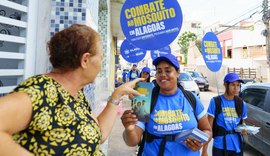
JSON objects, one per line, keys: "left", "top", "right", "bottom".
{"left": 132, "top": 64, "right": 137, "bottom": 67}
{"left": 153, "top": 54, "right": 179, "bottom": 70}
{"left": 224, "top": 72, "right": 244, "bottom": 83}
{"left": 141, "top": 67, "right": 150, "bottom": 74}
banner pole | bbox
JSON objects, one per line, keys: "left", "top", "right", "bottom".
{"left": 215, "top": 72, "right": 220, "bottom": 95}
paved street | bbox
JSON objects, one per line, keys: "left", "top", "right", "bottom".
{"left": 107, "top": 89, "right": 264, "bottom": 156}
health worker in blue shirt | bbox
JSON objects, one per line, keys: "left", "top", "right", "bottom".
{"left": 127, "top": 64, "right": 140, "bottom": 82}
{"left": 139, "top": 66, "right": 156, "bottom": 88}
{"left": 140, "top": 67, "right": 151, "bottom": 83}
{"left": 121, "top": 54, "right": 212, "bottom": 156}
{"left": 122, "top": 69, "right": 129, "bottom": 83}
{"left": 202, "top": 72, "right": 247, "bottom": 156}
{"left": 128, "top": 66, "right": 154, "bottom": 100}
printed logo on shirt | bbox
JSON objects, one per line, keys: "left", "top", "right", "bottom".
{"left": 222, "top": 107, "right": 237, "bottom": 123}
{"left": 152, "top": 109, "right": 190, "bottom": 134}
{"left": 131, "top": 72, "right": 138, "bottom": 79}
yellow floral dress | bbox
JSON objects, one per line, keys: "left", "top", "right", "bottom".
{"left": 12, "top": 75, "right": 104, "bottom": 156}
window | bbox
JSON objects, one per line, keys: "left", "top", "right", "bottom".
{"left": 191, "top": 23, "right": 201, "bottom": 28}
{"left": 0, "top": 0, "right": 37, "bottom": 95}
{"left": 242, "top": 88, "right": 267, "bottom": 109}
{"left": 179, "top": 73, "right": 193, "bottom": 81}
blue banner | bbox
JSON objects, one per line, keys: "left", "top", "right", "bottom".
{"left": 202, "top": 32, "right": 223, "bottom": 72}
{"left": 150, "top": 46, "right": 171, "bottom": 60}
{"left": 120, "top": 0, "right": 182, "bottom": 50}
{"left": 120, "top": 39, "right": 147, "bottom": 63}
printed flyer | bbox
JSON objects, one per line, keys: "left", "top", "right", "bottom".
{"left": 175, "top": 128, "right": 209, "bottom": 145}
{"left": 132, "top": 82, "right": 153, "bottom": 122}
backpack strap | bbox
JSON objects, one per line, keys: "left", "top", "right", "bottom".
{"left": 178, "top": 85, "right": 197, "bottom": 121}
{"left": 234, "top": 96, "right": 243, "bottom": 119}
{"left": 213, "top": 96, "right": 222, "bottom": 138}
{"left": 150, "top": 86, "right": 160, "bottom": 112}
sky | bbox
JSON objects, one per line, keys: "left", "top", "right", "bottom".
{"left": 178, "top": 0, "right": 264, "bottom": 27}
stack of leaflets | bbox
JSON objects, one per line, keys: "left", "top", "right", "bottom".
{"left": 234, "top": 124, "right": 260, "bottom": 135}
{"left": 132, "top": 82, "right": 153, "bottom": 122}
{"left": 175, "top": 128, "right": 209, "bottom": 145}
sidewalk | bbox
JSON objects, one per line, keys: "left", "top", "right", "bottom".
{"left": 107, "top": 96, "right": 137, "bottom": 156}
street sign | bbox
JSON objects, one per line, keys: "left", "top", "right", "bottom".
{"left": 202, "top": 32, "right": 223, "bottom": 72}
{"left": 150, "top": 46, "right": 171, "bottom": 60}
{"left": 120, "top": 0, "right": 182, "bottom": 50}
{"left": 120, "top": 39, "right": 147, "bottom": 63}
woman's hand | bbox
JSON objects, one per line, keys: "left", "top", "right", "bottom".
{"left": 240, "top": 122, "right": 248, "bottom": 136}
{"left": 201, "top": 150, "right": 208, "bottom": 156}
{"left": 121, "top": 110, "right": 143, "bottom": 146}
{"left": 121, "top": 110, "right": 138, "bottom": 131}
{"left": 185, "top": 139, "right": 204, "bottom": 152}
{"left": 111, "top": 78, "right": 144, "bottom": 100}
{"left": 241, "top": 128, "right": 248, "bottom": 136}
{"left": 128, "top": 94, "right": 134, "bottom": 100}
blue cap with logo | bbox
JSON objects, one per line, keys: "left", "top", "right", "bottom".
{"left": 153, "top": 53, "right": 179, "bottom": 70}
{"left": 224, "top": 72, "right": 244, "bottom": 83}
{"left": 141, "top": 67, "right": 150, "bottom": 74}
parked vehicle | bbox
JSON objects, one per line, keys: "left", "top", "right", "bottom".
{"left": 239, "top": 83, "right": 270, "bottom": 156}
{"left": 150, "top": 68, "right": 156, "bottom": 77}
{"left": 241, "top": 78, "right": 256, "bottom": 84}
{"left": 179, "top": 71, "right": 200, "bottom": 98}
{"left": 187, "top": 71, "right": 209, "bottom": 91}
{"left": 0, "top": 80, "right": 3, "bottom": 97}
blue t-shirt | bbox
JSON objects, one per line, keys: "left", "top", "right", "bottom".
{"left": 128, "top": 71, "right": 139, "bottom": 81}
{"left": 207, "top": 95, "right": 247, "bottom": 153}
{"left": 122, "top": 72, "right": 128, "bottom": 82}
{"left": 136, "top": 89, "right": 206, "bottom": 156}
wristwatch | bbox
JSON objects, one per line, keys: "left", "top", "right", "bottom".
{"left": 108, "top": 96, "right": 120, "bottom": 106}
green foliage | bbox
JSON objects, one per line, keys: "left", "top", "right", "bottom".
{"left": 177, "top": 31, "right": 197, "bottom": 63}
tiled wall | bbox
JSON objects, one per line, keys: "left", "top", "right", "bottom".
{"left": 49, "top": 0, "right": 110, "bottom": 154}
{"left": 98, "top": 10, "right": 108, "bottom": 78}
{"left": 49, "top": 0, "right": 109, "bottom": 106}
{"left": 50, "top": 0, "right": 87, "bottom": 36}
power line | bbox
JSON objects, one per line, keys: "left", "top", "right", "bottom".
{"left": 224, "top": 2, "right": 262, "bottom": 25}
{"left": 216, "top": 3, "right": 264, "bottom": 34}
{"left": 204, "top": 2, "right": 263, "bottom": 31}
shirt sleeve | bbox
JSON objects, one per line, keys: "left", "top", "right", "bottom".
{"left": 13, "top": 77, "right": 43, "bottom": 104}
{"left": 136, "top": 121, "right": 146, "bottom": 131}
{"left": 207, "top": 98, "right": 216, "bottom": 117}
{"left": 194, "top": 94, "right": 207, "bottom": 120}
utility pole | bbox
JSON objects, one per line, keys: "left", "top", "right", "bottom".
{"left": 262, "top": 0, "right": 270, "bottom": 82}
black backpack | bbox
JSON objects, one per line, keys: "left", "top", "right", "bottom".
{"left": 212, "top": 95, "right": 244, "bottom": 156}
{"left": 137, "top": 84, "right": 197, "bottom": 156}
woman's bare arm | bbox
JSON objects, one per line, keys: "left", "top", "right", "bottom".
{"left": 0, "top": 92, "right": 33, "bottom": 155}
{"left": 97, "top": 78, "right": 144, "bottom": 142}
{"left": 201, "top": 115, "right": 214, "bottom": 156}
